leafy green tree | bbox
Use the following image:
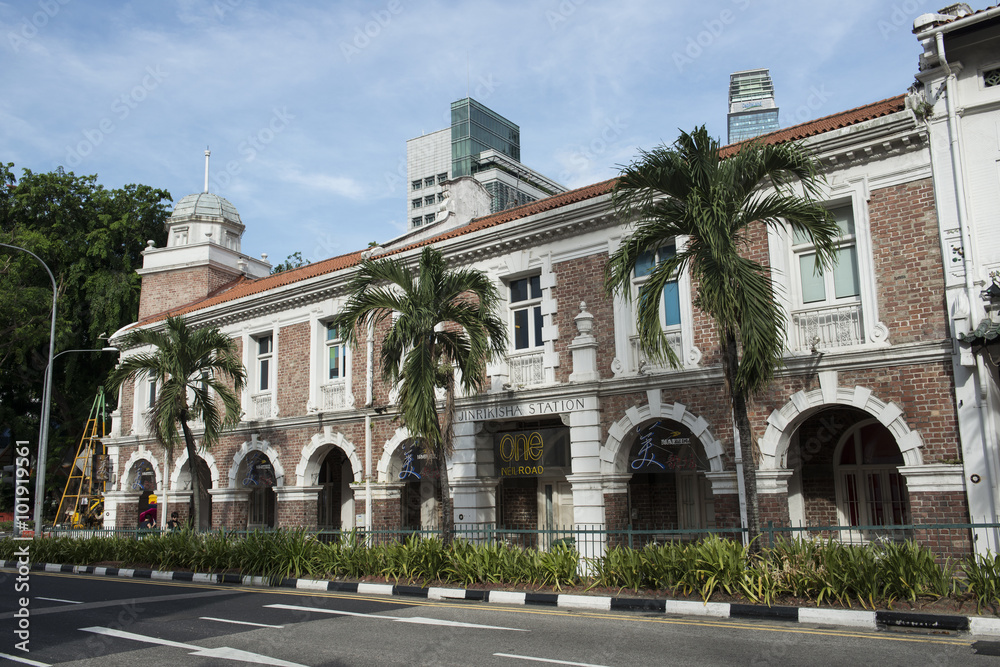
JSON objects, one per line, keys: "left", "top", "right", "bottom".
{"left": 333, "top": 246, "right": 507, "bottom": 542}
{"left": 605, "top": 127, "right": 839, "bottom": 547}
{"left": 0, "top": 163, "right": 170, "bottom": 506}
{"left": 271, "top": 251, "right": 310, "bottom": 274}
{"left": 106, "top": 316, "right": 246, "bottom": 531}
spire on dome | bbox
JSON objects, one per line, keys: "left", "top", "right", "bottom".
{"left": 204, "top": 148, "right": 211, "bottom": 193}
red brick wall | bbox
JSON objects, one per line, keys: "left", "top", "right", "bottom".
{"left": 712, "top": 494, "right": 741, "bottom": 531}
{"left": 868, "top": 178, "right": 947, "bottom": 343}
{"left": 909, "top": 490, "right": 972, "bottom": 559}
{"left": 277, "top": 497, "right": 318, "bottom": 530}
{"left": 604, "top": 492, "right": 629, "bottom": 548}
{"left": 118, "top": 381, "right": 134, "bottom": 437}
{"left": 372, "top": 497, "right": 401, "bottom": 531}
{"left": 759, "top": 492, "right": 791, "bottom": 529}
{"left": 628, "top": 473, "right": 679, "bottom": 529}
{"left": 138, "top": 265, "right": 239, "bottom": 320}
{"left": 499, "top": 479, "right": 537, "bottom": 530}
{"left": 213, "top": 498, "right": 249, "bottom": 530}
{"left": 552, "top": 254, "right": 616, "bottom": 382}
{"left": 277, "top": 322, "right": 309, "bottom": 417}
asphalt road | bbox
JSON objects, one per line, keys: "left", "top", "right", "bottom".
{"left": 0, "top": 570, "right": 995, "bottom": 666}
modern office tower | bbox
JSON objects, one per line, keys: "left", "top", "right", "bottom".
{"left": 727, "top": 68, "right": 780, "bottom": 144}
{"left": 406, "top": 98, "right": 565, "bottom": 229}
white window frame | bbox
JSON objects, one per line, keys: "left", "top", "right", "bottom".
{"left": 508, "top": 274, "right": 544, "bottom": 353}
{"left": 771, "top": 188, "right": 884, "bottom": 354}
{"left": 791, "top": 204, "right": 861, "bottom": 311}
{"left": 248, "top": 332, "right": 276, "bottom": 420}
{"left": 133, "top": 371, "right": 158, "bottom": 435}
{"left": 833, "top": 419, "right": 910, "bottom": 542}
{"left": 614, "top": 237, "right": 696, "bottom": 374}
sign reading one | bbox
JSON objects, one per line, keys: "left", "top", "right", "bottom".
{"left": 629, "top": 420, "right": 701, "bottom": 473}
{"left": 494, "top": 427, "right": 568, "bottom": 478}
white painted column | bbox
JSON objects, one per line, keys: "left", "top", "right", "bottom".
{"left": 568, "top": 395, "right": 604, "bottom": 563}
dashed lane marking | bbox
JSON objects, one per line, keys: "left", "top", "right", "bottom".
{"left": 265, "top": 603, "right": 529, "bottom": 631}
{"left": 201, "top": 616, "right": 285, "bottom": 628}
{"left": 79, "top": 626, "right": 308, "bottom": 667}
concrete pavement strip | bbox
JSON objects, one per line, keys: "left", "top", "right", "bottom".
{"left": 7, "top": 559, "right": 1000, "bottom": 636}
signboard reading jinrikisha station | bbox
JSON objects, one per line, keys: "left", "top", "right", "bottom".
{"left": 455, "top": 398, "right": 587, "bottom": 422}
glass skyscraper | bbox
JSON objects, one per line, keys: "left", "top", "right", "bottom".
{"left": 450, "top": 98, "right": 520, "bottom": 178}
{"left": 727, "top": 69, "right": 780, "bottom": 144}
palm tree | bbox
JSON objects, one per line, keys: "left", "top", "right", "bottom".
{"left": 107, "top": 315, "right": 246, "bottom": 531}
{"left": 333, "top": 245, "right": 507, "bottom": 542}
{"left": 605, "top": 126, "right": 839, "bottom": 547}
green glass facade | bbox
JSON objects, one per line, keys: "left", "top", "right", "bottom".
{"left": 451, "top": 98, "right": 520, "bottom": 178}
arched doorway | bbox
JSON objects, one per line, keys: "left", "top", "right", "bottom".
{"left": 239, "top": 451, "right": 276, "bottom": 529}
{"left": 786, "top": 407, "right": 910, "bottom": 539}
{"left": 129, "top": 459, "right": 157, "bottom": 527}
{"left": 317, "top": 448, "right": 354, "bottom": 530}
{"left": 626, "top": 419, "right": 714, "bottom": 543}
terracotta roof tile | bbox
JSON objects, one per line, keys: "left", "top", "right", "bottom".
{"left": 138, "top": 96, "right": 909, "bottom": 326}
{"left": 719, "top": 95, "right": 906, "bottom": 157}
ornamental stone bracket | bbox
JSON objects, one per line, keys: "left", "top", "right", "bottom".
{"left": 898, "top": 464, "right": 966, "bottom": 493}
{"left": 209, "top": 487, "right": 251, "bottom": 502}
{"left": 274, "top": 485, "right": 323, "bottom": 502}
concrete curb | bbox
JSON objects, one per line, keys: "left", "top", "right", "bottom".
{"left": 7, "top": 560, "right": 996, "bottom": 635}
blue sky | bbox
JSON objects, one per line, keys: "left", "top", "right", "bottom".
{"left": 1, "top": 0, "right": 945, "bottom": 267}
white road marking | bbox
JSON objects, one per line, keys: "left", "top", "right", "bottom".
{"left": 201, "top": 616, "right": 285, "bottom": 628}
{"left": 494, "top": 653, "right": 611, "bottom": 667}
{"left": 36, "top": 597, "right": 82, "bottom": 604}
{"left": 265, "top": 603, "right": 529, "bottom": 631}
{"left": 0, "top": 652, "right": 52, "bottom": 666}
{"left": 79, "top": 626, "right": 307, "bottom": 667}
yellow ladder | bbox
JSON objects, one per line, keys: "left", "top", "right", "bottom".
{"left": 55, "top": 389, "right": 110, "bottom": 528}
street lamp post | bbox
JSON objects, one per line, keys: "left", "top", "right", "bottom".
{"left": 1, "top": 243, "right": 56, "bottom": 538}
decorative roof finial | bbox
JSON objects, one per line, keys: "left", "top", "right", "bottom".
{"left": 204, "top": 147, "right": 211, "bottom": 193}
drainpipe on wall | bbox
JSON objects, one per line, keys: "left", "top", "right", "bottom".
{"left": 732, "top": 411, "right": 749, "bottom": 548}
{"left": 365, "top": 320, "right": 374, "bottom": 531}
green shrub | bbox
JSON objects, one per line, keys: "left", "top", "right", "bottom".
{"left": 964, "top": 553, "right": 1000, "bottom": 613}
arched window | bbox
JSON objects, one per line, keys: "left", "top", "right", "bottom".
{"left": 834, "top": 420, "right": 909, "bottom": 537}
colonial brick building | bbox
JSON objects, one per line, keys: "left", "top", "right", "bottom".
{"left": 103, "top": 5, "right": 1000, "bottom": 559}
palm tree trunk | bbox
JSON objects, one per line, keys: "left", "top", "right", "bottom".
{"left": 723, "top": 331, "right": 761, "bottom": 551}
{"left": 180, "top": 415, "right": 201, "bottom": 532}
{"left": 438, "top": 373, "right": 455, "bottom": 546}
